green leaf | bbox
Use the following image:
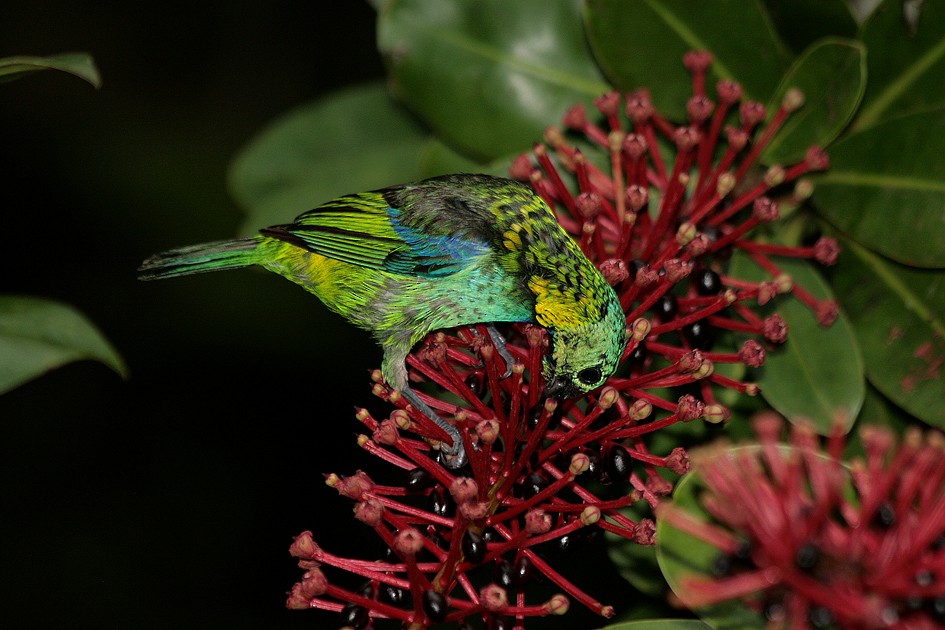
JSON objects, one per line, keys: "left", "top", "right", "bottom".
{"left": 731, "top": 253, "right": 864, "bottom": 434}
{"left": 0, "top": 296, "right": 126, "bottom": 394}
{"left": 583, "top": 0, "right": 791, "bottom": 119}
{"left": 843, "top": 385, "right": 912, "bottom": 459}
{"left": 855, "top": 0, "right": 945, "bottom": 130}
{"left": 763, "top": 0, "right": 857, "bottom": 54}
{"left": 656, "top": 466, "right": 767, "bottom": 630}
{"left": 813, "top": 108, "right": 945, "bottom": 268}
{"left": 416, "top": 140, "right": 505, "bottom": 179}
{"left": 228, "top": 83, "right": 479, "bottom": 233}
{"left": 377, "top": 0, "right": 610, "bottom": 161}
{"left": 607, "top": 527, "right": 666, "bottom": 598}
{"left": 762, "top": 38, "right": 866, "bottom": 164}
{"left": 601, "top": 620, "right": 711, "bottom": 630}
{"left": 859, "top": 384, "right": 913, "bottom": 428}
{"left": 831, "top": 238, "right": 945, "bottom": 429}
{"left": 0, "top": 53, "right": 101, "bottom": 88}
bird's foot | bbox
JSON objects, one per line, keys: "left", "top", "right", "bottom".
{"left": 472, "top": 324, "right": 514, "bottom": 379}
{"left": 401, "top": 387, "right": 468, "bottom": 468}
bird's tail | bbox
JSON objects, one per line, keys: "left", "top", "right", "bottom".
{"left": 138, "top": 237, "right": 261, "bottom": 280}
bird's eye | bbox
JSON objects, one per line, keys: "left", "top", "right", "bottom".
{"left": 576, "top": 366, "right": 603, "bottom": 386}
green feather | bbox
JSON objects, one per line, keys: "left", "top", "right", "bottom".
{"left": 138, "top": 238, "right": 260, "bottom": 280}
{"left": 275, "top": 193, "right": 406, "bottom": 270}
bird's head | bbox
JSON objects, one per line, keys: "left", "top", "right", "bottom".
{"left": 542, "top": 297, "right": 627, "bottom": 400}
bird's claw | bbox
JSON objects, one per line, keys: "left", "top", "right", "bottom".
{"left": 483, "top": 324, "right": 515, "bottom": 379}
{"left": 439, "top": 443, "right": 468, "bottom": 468}
{"left": 401, "top": 386, "right": 468, "bottom": 469}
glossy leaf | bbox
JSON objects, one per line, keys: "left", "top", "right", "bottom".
{"left": 813, "top": 109, "right": 945, "bottom": 268}
{"left": 228, "top": 83, "right": 477, "bottom": 233}
{"left": 858, "top": 385, "right": 909, "bottom": 427}
{"left": 377, "top": 0, "right": 609, "bottom": 161}
{"left": 763, "top": 0, "right": 857, "bottom": 54}
{"left": 0, "top": 296, "right": 126, "bottom": 394}
{"left": 656, "top": 466, "right": 767, "bottom": 630}
{"left": 831, "top": 239, "right": 945, "bottom": 429}
{"left": 856, "top": 0, "right": 945, "bottom": 129}
{"left": 607, "top": 525, "right": 666, "bottom": 598}
{"left": 602, "top": 620, "right": 711, "bottom": 630}
{"left": 0, "top": 52, "right": 101, "bottom": 88}
{"left": 731, "top": 252, "right": 864, "bottom": 434}
{"left": 834, "top": 388, "right": 913, "bottom": 461}
{"left": 416, "top": 140, "right": 504, "bottom": 178}
{"left": 762, "top": 38, "right": 866, "bottom": 164}
{"left": 584, "top": 0, "right": 791, "bottom": 119}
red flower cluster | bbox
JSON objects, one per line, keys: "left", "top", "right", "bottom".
{"left": 288, "top": 326, "right": 667, "bottom": 627}
{"left": 285, "top": 51, "right": 840, "bottom": 628}
{"left": 512, "top": 50, "right": 839, "bottom": 416}
{"left": 660, "top": 414, "right": 945, "bottom": 629}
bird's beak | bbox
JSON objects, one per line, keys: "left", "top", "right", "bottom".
{"left": 543, "top": 375, "right": 577, "bottom": 400}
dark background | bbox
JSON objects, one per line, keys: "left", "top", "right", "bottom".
{"left": 0, "top": 3, "right": 395, "bottom": 628}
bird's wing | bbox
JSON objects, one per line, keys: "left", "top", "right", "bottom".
{"left": 261, "top": 191, "right": 490, "bottom": 277}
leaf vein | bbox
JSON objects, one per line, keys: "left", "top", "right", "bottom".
{"left": 848, "top": 239, "right": 945, "bottom": 338}
{"left": 415, "top": 25, "right": 610, "bottom": 96}
{"left": 857, "top": 34, "right": 945, "bottom": 128}
{"left": 640, "top": 0, "right": 735, "bottom": 82}
{"left": 818, "top": 171, "right": 945, "bottom": 192}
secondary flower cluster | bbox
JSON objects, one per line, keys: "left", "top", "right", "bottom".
{"left": 285, "top": 51, "right": 840, "bottom": 628}
{"left": 659, "top": 414, "right": 945, "bottom": 629}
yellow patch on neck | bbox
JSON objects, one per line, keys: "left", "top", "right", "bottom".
{"left": 529, "top": 275, "right": 591, "bottom": 329}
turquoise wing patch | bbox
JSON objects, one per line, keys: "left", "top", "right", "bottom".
{"left": 386, "top": 209, "right": 490, "bottom": 276}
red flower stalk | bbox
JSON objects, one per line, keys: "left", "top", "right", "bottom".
{"left": 286, "top": 51, "right": 841, "bottom": 628}
{"left": 288, "top": 324, "right": 670, "bottom": 628}
{"left": 659, "top": 414, "right": 945, "bottom": 629}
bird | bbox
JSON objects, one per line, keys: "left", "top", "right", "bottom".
{"left": 139, "top": 173, "right": 627, "bottom": 466}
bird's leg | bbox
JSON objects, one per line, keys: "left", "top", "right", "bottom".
{"left": 401, "top": 386, "right": 468, "bottom": 469}
{"left": 382, "top": 346, "right": 468, "bottom": 468}
{"left": 473, "top": 324, "right": 514, "bottom": 379}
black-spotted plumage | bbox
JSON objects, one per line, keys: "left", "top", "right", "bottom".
{"left": 140, "top": 174, "right": 627, "bottom": 464}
